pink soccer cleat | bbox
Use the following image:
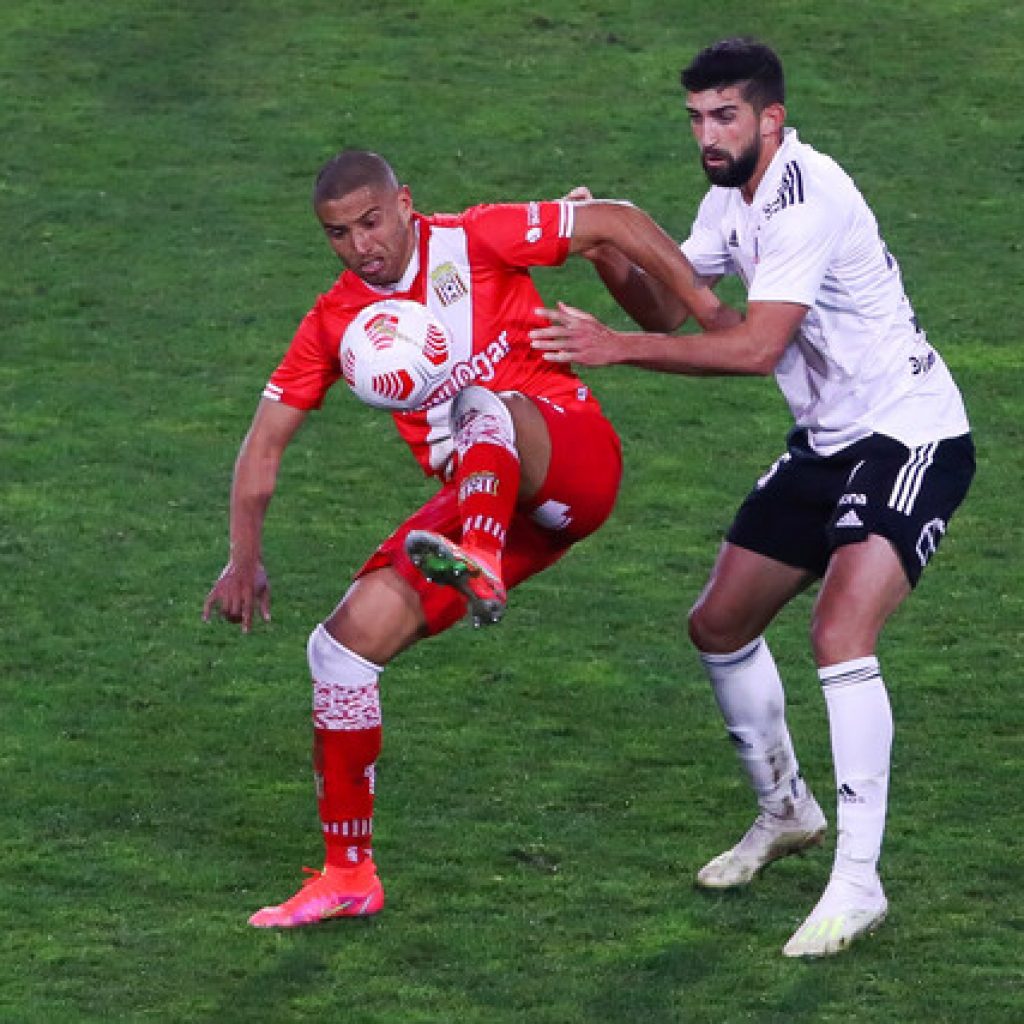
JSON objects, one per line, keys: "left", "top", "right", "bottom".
{"left": 405, "top": 529, "right": 507, "bottom": 627}
{"left": 248, "top": 860, "right": 384, "bottom": 928}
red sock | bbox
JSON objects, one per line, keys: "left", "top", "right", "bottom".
{"left": 313, "top": 725, "right": 381, "bottom": 869}
{"left": 455, "top": 442, "right": 520, "bottom": 560}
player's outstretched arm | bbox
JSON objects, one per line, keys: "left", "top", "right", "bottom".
{"left": 568, "top": 198, "right": 737, "bottom": 332}
{"left": 531, "top": 298, "right": 807, "bottom": 377}
{"left": 203, "top": 398, "right": 308, "bottom": 633}
{"left": 561, "top": 187, "right": 685, "bottom": 332}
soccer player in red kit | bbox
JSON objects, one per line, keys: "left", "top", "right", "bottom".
{"left": 203, "top": 149, "right": 727, "bottom": 928}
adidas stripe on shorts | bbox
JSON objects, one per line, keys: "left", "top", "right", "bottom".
{"left": 726, "top": 429, "right": 975, "bottom": 587}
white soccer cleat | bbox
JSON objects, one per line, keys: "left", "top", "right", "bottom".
{"left": 696, "top": 793, "right": 827, "bottom": 889}
{"left": 782, "top": 875, "right": 888, "bottom": 958}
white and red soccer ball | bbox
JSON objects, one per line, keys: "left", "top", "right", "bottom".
{"left": 339, "top": 299, "right": 453, "bottom": 410}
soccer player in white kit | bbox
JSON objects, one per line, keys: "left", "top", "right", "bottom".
{"left": 532, "top": 37, "right": 975, "bottom": 957}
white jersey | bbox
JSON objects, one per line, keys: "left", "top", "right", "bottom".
{"left": 682, "top": 129, "right": 969, "bottom": 454}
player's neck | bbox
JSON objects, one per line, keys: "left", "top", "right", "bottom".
{"left": 741, "top": 137, "right": 783, "bottom": 204}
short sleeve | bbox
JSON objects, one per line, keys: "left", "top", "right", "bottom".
{"left": 681, "top": 190, "right": 735, "bottom": 278}
{"left": 462, "top": 202, "right": 574, "bottom": 269}
{"left": 748, "top": 197, "right": 844, "bottom": 306}
{"left": 263, "top": 300, "right": 344, "bottom": 410}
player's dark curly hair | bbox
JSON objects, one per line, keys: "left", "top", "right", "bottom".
{"left": 313, "top": 149, "right": 399, "bottom": 206}
{"left": 681, "top": 37, "right": 785, "bottom": 111}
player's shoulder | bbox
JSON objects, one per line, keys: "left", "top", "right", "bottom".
{"left": 422, "top": 209, "right": 468, "bottom": 230}
{"left": 781, "top": 133, "right": 861, "bottom": 204}
{"left": 419, "top": 206, "right": 504, "bottom": 242}
{"left": 758, "top": 132, "right": 862, "bottom": 230}
{"left": 306, "top": 273, "right": 377, "bottom": 335}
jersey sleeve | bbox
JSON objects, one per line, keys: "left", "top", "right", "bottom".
{"left": 748, "top": 193, "right": 845, "bottom": 306}
{"left": 681, "top": 189, "right": 735, "bottom": 278}
{"left": 462, "top": 202, "right": 574, "bottom": 269}
{"left": 262, "top": 299, "right": 343, "bottom": 410}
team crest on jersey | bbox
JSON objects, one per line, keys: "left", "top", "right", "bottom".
{"left": 430, "top": 261, "right": 469, "bottom": 307}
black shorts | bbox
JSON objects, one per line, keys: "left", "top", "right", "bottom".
{"left": 726, "top": 429, "right": 976, "bottom": 587}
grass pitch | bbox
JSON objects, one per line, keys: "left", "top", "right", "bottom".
{"left": 2, "top": 2, "right": 1022, "bottom": 1021}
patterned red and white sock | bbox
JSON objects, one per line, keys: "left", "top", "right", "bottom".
{"left": 451, "top": 389, "right": 520, "bottom": 563}
{"left": 308, "top": 624, "right": 383, "bottom": 870}
{"left": 455, "top": 442, "right": 520, "bottom": 563}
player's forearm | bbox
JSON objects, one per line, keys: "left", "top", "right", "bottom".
{"left": 616, "top": 322, "right": 778, "bottom": 377}
{"left": 227, "top": 447, "right": 280, "bottom": 566}
{"left": 573, "top": 202, "right": 720, "bottom": 329}
{"left": 587, "top": 245, "right": 689, "bottom": 332}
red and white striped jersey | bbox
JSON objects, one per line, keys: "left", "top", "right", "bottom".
{"left": 264, "top": 202, "right": 601, "bottom": 478}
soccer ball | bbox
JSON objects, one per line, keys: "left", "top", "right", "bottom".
{"left": 339, "top": 299, "right": 453, "bottom": 411}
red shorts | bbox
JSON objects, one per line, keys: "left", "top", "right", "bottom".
{"left": 357, "top": 396, "right": 622, "bottom": 634}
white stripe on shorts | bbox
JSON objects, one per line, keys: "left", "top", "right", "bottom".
{"left": 888, "top": 443, "right": 937, "bottom": 515}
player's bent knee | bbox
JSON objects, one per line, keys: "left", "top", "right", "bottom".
{"left": 308, "top": 623, "right": 382, "bottom": 685}
{"left": 809, "top": 614, "right": 878, "bottom": 667}
{"left": 450, "top": 385, "right": 517, "bottom": 456}
{"left": 687, "top": 600, "right": 757, "bottom": 655}
{"left": 307, "top": 624, "right": 383, "bottom": 740}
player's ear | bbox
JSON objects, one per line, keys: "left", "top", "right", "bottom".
{"left": 760, "top": 102, "right": 786, "bottom": 141}
{"left": 397, "top": 184, "right": 413, "bottom": 219}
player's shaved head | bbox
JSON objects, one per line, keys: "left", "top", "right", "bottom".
{"left": 314, "top": 150, "right": 400, "bottom": 207}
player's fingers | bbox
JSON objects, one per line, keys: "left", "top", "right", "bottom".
{"left": 530, "top": 324, "right": 567, "bottom": 343}
{"left": 556, "top": 300, "right": 595, "bottom": 322}
{"left": 533, "top": 305, "right": 564, "bottom": 323}
{"left": 259, "top": 589, "right": 272, "bottom": 623}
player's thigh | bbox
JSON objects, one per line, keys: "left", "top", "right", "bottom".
{"left": 352, "top": 486, "right": 471, "bottom": 639}
{"left": 689, "top": 541, "right": 815, "bottom": 653}
{"left": 501, "top": 392, "right": 552, "bottom": 500}
{"left": 825, "top": 432, "right": 975, "bottom": 587}
{"left": 518, "top": 396, "right": 623, "bottom": 542}
{"left": 325, "top": 566, "right": 428, "bottom": 665}
{"left": 500, "top": 399, "right": 622, "bottom": 590}
{"left": 811, "top": 535, "right": 911, "bottom": 666}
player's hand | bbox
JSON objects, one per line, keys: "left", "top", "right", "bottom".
{"left": 561, "top": 186, "right": 618, "bottom": 263}
{"left": 562, "top": 185, "right": 595, "bottom": 203}
{"left": 202, "top": 560, "right": 271, "bottom": 633}
{"left": 530, "top": 302, "right": 623, "bottom": 367}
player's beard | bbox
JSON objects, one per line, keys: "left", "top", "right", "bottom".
{"left": 701, "top": 136, "right": 760, "bottom": 188}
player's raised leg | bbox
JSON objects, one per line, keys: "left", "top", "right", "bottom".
{"left": 407, "top": 386, "right": 537, "bottom": 627}
{"left": 248, "top": 569, "right": 425, "bottom": 928}
{"left": 689, "top": 543, "right": 827, "bottom": 888}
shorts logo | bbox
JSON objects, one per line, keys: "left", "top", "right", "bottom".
{"left": 459, "top": 471, "right": 499, "bottom": 502}
{"left": 530, "top": 499, "right": 572, "bottom": 531}
{"left": 916, "top": 517, "right": 946, "bottom": 566}
{"left": 839, "top": 492, "right": 867, "bottom": 506}
{"left": 430, "top": 261, "right": 469, "bottom": 307}
{"left": 835, "top": 510, "right": 864, "bottom": 528}
{"left": 757, "top": 451, "right": 791, "bottom": 489}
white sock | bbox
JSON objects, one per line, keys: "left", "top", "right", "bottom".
{"left": 819, "top": 656, "right": 892, "bottom": 889}
{"left": 700, "top": 637, "right": 806, "bottom": 814}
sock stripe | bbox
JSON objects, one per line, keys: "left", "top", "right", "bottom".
{"left": 819, "top": 658, "right": 881, "bottom": 691}
{"left": 323, "top": 818, "right": 374, "bottom": 837}
{"left": 699, "top": 636, "right": 764, "bottom": 670}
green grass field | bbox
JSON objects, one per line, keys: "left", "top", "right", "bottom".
{"left": 3, "top": 2, "right": 1022, "bottom": 1021}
